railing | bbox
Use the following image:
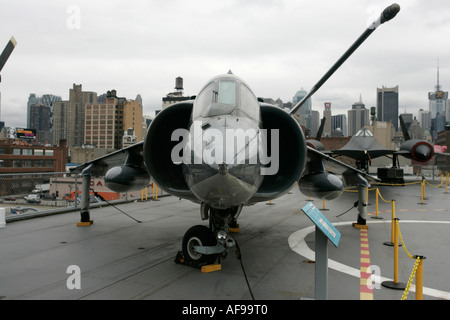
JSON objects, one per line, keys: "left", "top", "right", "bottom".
{"left": 0, "top": 172, "right": 159, "bottom": 222}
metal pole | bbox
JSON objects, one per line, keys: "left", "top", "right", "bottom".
{"left": 414, "top": 255, "right": 425, "bottom": 300}
{"left": 315, "top": 226, "right": 328, "bottom": 300}
{"left": 290, "top": 4, "right": 400, "bottom": 116}
{"left": 382, "top": 218, "right": 406, "bottom": 290}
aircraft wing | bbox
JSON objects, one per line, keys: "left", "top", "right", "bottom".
{"left": 307, "top": 146, "right": 379, "bottom": 184}
{"left": 70, "top": 141, "right": 145, "bottom": 177}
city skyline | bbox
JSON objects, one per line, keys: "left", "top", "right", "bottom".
{"left": 1, "top": 1, "right": 450, "bottom": 128}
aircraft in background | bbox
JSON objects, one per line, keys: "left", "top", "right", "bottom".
{"left": 323, "top": 115, "right": 448, "bottom": 182}
{"left": 71, "top": 4, "right": 400, "bottom": 268}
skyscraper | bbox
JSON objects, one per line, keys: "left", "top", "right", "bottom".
{"left": 292, "top": 88, "right": 312, "bottom": 129}
{"left": 347, "top": 96, "right": 370, "bottom": 136}
{"left": 377, "top": 86, "right": 399, "bottom": 131}
{"left": 332, "top": 114, "right": 347, "bottom": 137}
{"left": 419, "top": 108, "right": 431, "bottom": 134}
{"left": 323, "top": 102, "right": 332, "bottom": 137}
{"left": 52, "top": 84, "right": 97, "bottom": 147}
{"left": 428, "top": 64, "right": 448, "bottom": 120}
{"left": 27, "top": 93, "right": 39, "bottom": 128}
{"left": 30, "top": 104, "right": 52, "bottom": 145}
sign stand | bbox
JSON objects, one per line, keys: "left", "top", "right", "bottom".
{"left": 302, "top": 202, "right": 341, "bottom": 300}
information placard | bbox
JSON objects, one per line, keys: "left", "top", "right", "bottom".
{"left": 301, "top": 202, "right": 341, "bottom": 247}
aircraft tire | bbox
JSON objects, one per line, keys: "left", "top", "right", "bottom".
{"left": 182, "top": 225, "right": 218, "bottom": 267}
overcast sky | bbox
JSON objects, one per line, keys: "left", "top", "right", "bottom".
{"left": 1, "top": 0, "right": 449, "bottom": 128}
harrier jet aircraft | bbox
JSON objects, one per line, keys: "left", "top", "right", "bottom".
{"left": 71, "top": 4, "right": 400, "bottom": 268}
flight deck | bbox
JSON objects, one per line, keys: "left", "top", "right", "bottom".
{"left": 1, "top": 178, "right": 449, "bottom": 301}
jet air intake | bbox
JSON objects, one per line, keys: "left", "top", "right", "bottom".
{"left": 400, "top": 140, "right": 434, "bottom": 163}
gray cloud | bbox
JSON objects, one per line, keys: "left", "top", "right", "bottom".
{"left": 0, "top": 0, "right": 449, "bottom": 127}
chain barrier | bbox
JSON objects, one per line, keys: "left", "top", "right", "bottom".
{"left": 396, "top": 219, "right": 413, "bottom": 259}
{"left": 425, "top": 178, "right": 444, "bottom": 188}
{"left": 401, "top": 257, "right": 421, "bottom": 300}
{"left": 376, "top": 188, "right": 393, "bottom": 204}
{"left": 395, "top": 219, "right": 425, "bottom": 300}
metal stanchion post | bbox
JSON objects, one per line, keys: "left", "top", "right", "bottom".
{"left": 384, "top": 200, "right": 400, "bottom": 246}
{"left": 382, "top": 218, "right": 406, "bottom": 290}
{"left": 371, "top": 188, "right": 383, "bottom": 220}
{"left": 414, "top": 255, "right": 426, "bottom": 300}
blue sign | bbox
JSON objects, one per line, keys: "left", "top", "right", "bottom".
{"left": 301, "top": 202, "right": 341, "bottom": 247}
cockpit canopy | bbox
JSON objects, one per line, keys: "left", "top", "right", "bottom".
{"left": 193, "top": 74, "right": 260, "bottom": 121}
{"left": 355, "top": 128, "right": 373, "bottom": 137}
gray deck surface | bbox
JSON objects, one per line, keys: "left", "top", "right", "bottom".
{"left": 1, "top": 178, "right": 449, "bottom": 301}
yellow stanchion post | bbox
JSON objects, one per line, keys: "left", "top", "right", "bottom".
{"left": 384, "top": 200, "right": 400, "bottom": 246}
{"left": 382, "top": 218, "right": 406, "bottom": 290}
{"left": 414, "top": 255, "right": 425, "bottom": 300}
{"left": 155, "top": 184, "right": 158, "bottom": 200}
{"left": 376, "top": 189, "right": 379, "bottom": 215}
{"left": 141, "top": 189, "right": 144, "bottom": 201}
{"left": 371, "top": 188, "right": 383, "bottom": 220}
{"left": 419, "top": 180, "right": 425, "bottom": 205}
{"left": 423, "top": 179, "right": 426, "bottom": 199}
{"left": 322, "top": 199, "right": 329, "bottom": 211}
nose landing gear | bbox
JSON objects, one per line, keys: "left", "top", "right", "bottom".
{"left": 175, "top": 206, "right": 242, "bottom": 269}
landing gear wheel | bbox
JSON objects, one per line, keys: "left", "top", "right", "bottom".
{"left": 182, "top": 225, "right": 218, "bottom": 267}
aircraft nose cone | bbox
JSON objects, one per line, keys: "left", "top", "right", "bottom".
{"left": 414, "top": 144, "right": 432, "bottom": 161}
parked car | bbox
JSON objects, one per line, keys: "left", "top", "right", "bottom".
{"left": 24, "top": 194, "right": 41, "bottom": 204}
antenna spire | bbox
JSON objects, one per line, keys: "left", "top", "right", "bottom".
{"left": 436, "top": 58, "right": 441, "bottom": 91}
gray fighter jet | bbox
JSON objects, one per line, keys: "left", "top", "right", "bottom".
{"left": 71, "top": 4, "right": 400, "bottom": 267}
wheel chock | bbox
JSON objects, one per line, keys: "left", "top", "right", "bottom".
{"left": 201, "top": 264, "right": 222, "bottom": 273}
{"left": 352, "top": 222, "right": 368, "bottom": 230}
{"left": 229, "top": 223, "right": 240, "bottom": 233}
{"left": 174, "top": 251, "right": 185, "bottom": 265}
{"left": 77, "top": 220, "right": 94, "bottom": 227}
{"left": 229, "top": 227, "right": 240, "bottom": 233}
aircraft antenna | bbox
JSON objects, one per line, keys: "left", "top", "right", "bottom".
{"left": 290, "top": 4, "right": 400, "bottom": 116}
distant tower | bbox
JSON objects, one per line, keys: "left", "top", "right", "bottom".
{"left": 323, "top": 102, "right": 332, "bottom": 137}
{"left": 377, "top": 85, "right": 399, "bottom": 131}
{"left": 292, "top": 88, "right": 311, "bottom": 129}
{"left": 428, "top": 61, "right": 448, "bottom": 141}
{"left": 348, "top": 95, "right": 370, "bottom": 136}
{"left": 428, "top": 61, "right": 448, "bottom": 120}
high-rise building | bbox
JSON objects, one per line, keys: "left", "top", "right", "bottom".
{"left": 84, "top": 91, "right": 143, "bottom": 150}
{"left": 84, "top": 101, "right": 116, "bottom": 149}
{"left": 429, "top": 65, "right": 448, "bottom": 120}
{"left": 292, "top": 88, "right": 312, "bottom": 129}
{"left": 377, "top": 86, "right": 399, "bottom": 131}
{"left": 331, "top": 114, "right": 347, "bottom": 137}
{"left": 323, "top": 102, "right": 332, "bottom": 137}
{"left": 30, "top": 104, "right": 52, "bottom": 145}
{"left": 419, "top": 108, "right": 431, "bottom": 134}
{"left": 347, "top": 96, "right": 370, "bottom": 136}
{"left": 27, "top": 93, "right": 39, "bottom": 128}
{"left": 52, "top": 84, "right": 97, "bottom": 147}
{"left": 310, "top": 110, "right": 320, "bottom": 138}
